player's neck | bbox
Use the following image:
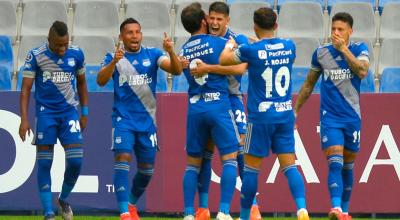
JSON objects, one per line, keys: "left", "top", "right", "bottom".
{"left": 258, "top": 31, "right": 275, "bottom": 40}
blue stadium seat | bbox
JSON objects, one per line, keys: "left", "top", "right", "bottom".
{"left": 278, "top": 0, "right": 325, "bottom": 10}
{"left": 0, "top": 65, "right": 12, "bottom": 91}
{"left": 360, "top": 70, "right": 375, "bottom": 93}
{"left": 240, "top": 71, "right": 248, "bottom": 94}
{"left": 379, "top": 68, "right": 400, "bottom": 92}
{"left": 156, "top": 70, "right": 168, "bottom": 92}
{"left": 291, "top": 67, "right": 321, "bottom": 93}
{"left": 171, "top": 73, "right": 188, "bottom": 92}
{"left": 85, "top": 65, "right": 113, "bottom": 92}
{"left": 378, "top": 0, "right": 400, "bottom": 13}
{"left": 328, "top": 0, "right": 376, "bottom": 11}
{"left": 0, "top": 35, "right": 13, "bottom": 73}
{"left": 227, "top": 0, "right": 274, "bottom": 7}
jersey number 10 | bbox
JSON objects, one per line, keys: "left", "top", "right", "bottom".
{"left": 261, "top": 66, "right": 290, "bottom": 98}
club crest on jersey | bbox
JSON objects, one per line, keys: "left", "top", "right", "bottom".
{"left": 37, "top": 132, "right": 43, "bottom": 140}
{"left": 68, "top": 58, "right": 75, "bottom": 67}
{"left": 258, "top": 50, "right": 267, "bottom": 59}
{"left": 142, "top": 59, "right": 151, "bottom": 67}
{"left": 25, "top": 53, "right": 33, "bottom": 62}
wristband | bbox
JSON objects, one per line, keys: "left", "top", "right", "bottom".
{"left": 225, "top": 43, "right": 234, "bottom": 50}
{"left": 81, "top": 106, "right": 89, "bottom": 116}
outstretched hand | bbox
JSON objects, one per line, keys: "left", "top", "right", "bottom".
{"left": 113, "top": 41, "right": 125, "bottom": 64}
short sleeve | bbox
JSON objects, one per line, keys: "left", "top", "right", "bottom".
{"left": 76, "top": 48, "right": 86, "bottom": 75}
{"left": 310, "top": 48, "right": 321, "bottom": 72}
{"left": 101, "top": 52, "right": 114, "bottom": 67}
{"left": 355, "top": 42, "right": 369, "bottom": 63}
{"left": 234, "top": 44, "right": 251, "bottom": 63}
{"left": 22, "top": 50, "right": 37, "bottom": 78}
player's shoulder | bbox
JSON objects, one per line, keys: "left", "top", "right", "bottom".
{"left": 350, "top": 41, "right": 368, "bottom": 49}
{"left": 30, "top": 43, "right": 47, "bottom": 56}
{"left": 209, "top": 34, "right": 227, "bottom": 43}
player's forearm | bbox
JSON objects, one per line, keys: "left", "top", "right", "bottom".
{"left": 20, "top": 87, "right": 30, "bottom": 121}
{"left": 206, "top": 64, "right": 246, "bottom": 75}
{"left": 342, "top": 47, "right": 369, "bottom": 79}
{"left": 168, "top": 52, "right": 183, "bottom": 75}
{"left": 77, "top": 77, "right": 89, "bottom": 107}
{"left": 97, "top": 61, "right": 116, "bottom": 86}
{"left": 294, "top": 84, "right": 313, "bottom": 115}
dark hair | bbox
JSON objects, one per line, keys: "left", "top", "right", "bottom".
{"left": 49, "top": 20, "right": 68, "bottom": 36}
{"left": 120, "top": 17, "right": 141, "bottom": 32}
{"left": 253, "top": 7, "right": 276, "bottom": 30}
{"left": 181, "top": 2, "right": 206, "bottom": 34}
{"left": 209, "top": 1, "right": 229, "bottom": 15}
{"left": 332, "top": 12, "right": 353, "bottom": 28}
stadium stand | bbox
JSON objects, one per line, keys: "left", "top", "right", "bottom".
{"left": 378, "top": 38, "right": 400, "bottom": 75}
{"left": 379, "top": 68, "right": 400, "bottom": 92}
{"left": 157, "top": 69, "right": 168, "bottom": 92}
{"left": 21, "top": 0, "right": 68, "bottom": 37}
{"left": 229, "top": 1, "right": 272, "bottom": 37}
{"left": 0, "top": 0, "right": 17, "bottom": 41}
{"left": 72, "top": 35, "right": 115, "bottom": 65}
{"left": 17, "top": 35, "right": 47, "bottom": 71}
{"left": 85, "top": 65, "right": 113, "bottom": 92}
{"left": 328, "top": 0, "right": 377, "bottom": 11}
{"left": 174, "top": 36, "right": 190, "bottom": 54}
{"left": 291, "top": 67, "right": 321, "bottom": 94}
{"left": 73, "top": 1, "right": 119, "bottom": 38}
{"left": 278, "top": 0, "right": 325, "bottom": 9}
{"left": 142, "top": 36, "right": 164, "bottom": 50}
{"left": 0, "top": 36, "right": 13, "bottom": 74}
{"left": 330, "top": 2, "right": 376, "bottom": 41}
{"left": 378, "top": 0, "right": 400, "bottom": 13}
{"left": 292, "top": 37, "right": 320, "bottom": 67}
{"left": 126, "top": 0, "right": 171, "bottom": 37}
{"left": 0, "top": 65, "right": 12, "bottom": 91}
{"left": 360, "top": 70, "right": 375, "bottom": 93}
{"left": 171, "top": 73, "right": 188, "bottom": 92}
{"left": 379, "top": 2, "right": 400, "bottom": 40}
{"left": 351, "top": 38, "right": 375, "bottom": 75}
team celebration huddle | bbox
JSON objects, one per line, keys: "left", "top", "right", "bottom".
{"left": 18, "top": 1, "right": 369, "bottom": 220}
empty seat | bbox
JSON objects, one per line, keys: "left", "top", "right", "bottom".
{"left": 72, "top": 36, "right": 115, "bottom": 65}
{"left": 0, "top": 36, "right": 13, "bottom": 73}
{"left": 71, "top": 0, "right": 120, "bottom": 5}
{"left": 174, "top": 36, "right": 190, "bottom": 54}
{"left": 22, "top": 0, "right": 70, "bottom": 6}
{"left": 378, "top": 0, "right": 400, "bottom": 13}
{"left": 379, "top": 67, "right": 400, "bottom": 92}
{"left": 142, "top": 36, "right": 163, "bottom": 50}
{"left": 278, "top": 0, "right": 325, "bottom": 10}
{"left": 73, "top": 1, "right": 119, "bottom": 38}
{"left": 0, "top": 1, "right": 17, "bottom": 40}
{"left": 17, "top": 35, "right": 47, "bottom": 71}
{"left": 328, "top": 0, "right": 376, "bottom": 11}
{"left": 350, "top": 38, "right": 375, "bottom": 74}
{"left": 228, "top": 0, "right": 274, "bottom": 6}
{"left": 126, "top": 0, "right": 170, "bottom": 37}
{"left": 330, "top": 2, "right": 376, "bottom": 41}
{"left": 21, "top": 0, "right": 68, "bottom": 36}
{"left": 85, "top": 65, "right": 113, "bottom": 92}
{"left": 174, "top": 0, "right": 216, "bottom": 37}
{"left": 278, "top": 2, "right": 324, "bottom": 40}
{"left": 378, "top": 39, "right": 400, "bottom": 74}
{"left": 360, "top": 70, "right": 375, "bottom": 93}
{"left": 380, "top": 2, "right": 400, "bottom": 40}
{"left": 230, "top": 1, "right": 272, "bottom": 37}
{"left": 171, "top": 73, "right": 188, "bottom": 92}
{"left": 0, "top": 65, "right": 12, "bottom": 91}
{"left": 292, "top": 38, "right": 320, "bottom": 67}
{"left": 156, "top": 70, "right": 168, "bottom": 92}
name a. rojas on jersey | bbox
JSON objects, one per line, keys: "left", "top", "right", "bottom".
{"left": 324, "top": 68, "right": 354, "bottom": 81}
{"left": 43, "top": 71, "right": 74, "bottom": 83}
{"left": 119, "top": 73, "right": 152, "bottom": 86}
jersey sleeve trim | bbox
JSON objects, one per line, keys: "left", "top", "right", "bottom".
{"left": 157, "top": 55, "right": 169, "bottom": 67}
{"left": 23, "top": 71, "right": 35, "bottom": 78}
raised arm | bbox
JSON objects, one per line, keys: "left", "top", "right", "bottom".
{"left": 191, "top": 60, "right": 247, "bottom": 78}
{"left": 97, "top": 42, "right": 124, "bottom": 86}
{"left": 159, "top": 32, "right": 182, "bottom": 75}
{"left": 294, "top": 69, "right": 322, "bottom": 116}
{"left": 219, "top": 37, "right": 241, "bottom": 66}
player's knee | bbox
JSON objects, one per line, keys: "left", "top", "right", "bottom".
{"left": 114, "top": 151, "right": 132, "bottom": 162}
{"left": 221, "top": 151, "right": 237, "bottom": 161}
{"left": 327, "top": 155, "right": 344, "bottom": 170}
{"left": 343, "top": 149, "right": 357, "bottom": 163}
{"left": 187, "top": 155, "right": 202, "bottom": 167}
{"left": 243, "top": 154, "right": 263, "bottom": 170}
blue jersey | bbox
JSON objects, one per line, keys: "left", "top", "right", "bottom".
{"left": 234, "top": 38, "right": 296, "bottom": 124}
{"left": 102, "top": 46, "right": 168, "bottom": 132}
{"left": 179, "top": 34, "right": 230, "bottom": 114}
{"left": 223, "top": 29, "right": 249, "bottom": 97}
{"left": 23, "top": 43, "right": 85, "bottom": 117}
{"left": 311, "top": 41, "right": 369, "bottom": 124}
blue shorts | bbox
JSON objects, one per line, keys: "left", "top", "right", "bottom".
{"left": 320, "top": 120, "right": 361, "bottom": 153}
{"left": 112, "top": 127, "right": 158, "bottom": 164}
{"left": 244, "top": 122, "right": 295, "bottom": 157}
{"left": 186, "top": 109, "right": 240, "bottom": 157}
{"left": 230, "top": 95, "right": 246, "bottom": 135}
{"left": 33, "top": 111, "right": 83, "bottom": 146}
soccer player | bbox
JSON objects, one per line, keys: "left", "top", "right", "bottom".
{"left": 219, "top": 7, "right": 310, "bottom": 220}
{"left": 179, "top": 3, "right": 240, "bottom": 220}
{"left": 294, "top": 12, "right": 369, "bottom": 220}
{"left": 97, "top": 18, "right": 182, "bottom": 220}
{"left": 19, "top": 21, "right": 88, "bottom": 220}
{"left": 191, "top": 2, "right": 261, "bottom": 220}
